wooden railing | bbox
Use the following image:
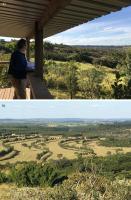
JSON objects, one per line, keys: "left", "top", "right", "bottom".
{"left": 0, "top": 61, "right": 10, "bottom": 89}
{"left": 0, "top": 61, "right": 10, "bottom": 65}
{"left": 0, "top": 61, "right": 53, "bottom": 99}
{"left": 27, "top": 73, "right": 53, "bottom": 99}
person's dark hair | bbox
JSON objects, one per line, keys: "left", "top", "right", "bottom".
{"left": 17, "top": 39, "right": 26, "bottom": 50}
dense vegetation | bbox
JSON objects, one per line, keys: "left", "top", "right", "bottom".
{"left": 0, "top": 152, "right": 131, "bottom": 185}
{"left": 99, "top": 137, "right": 131, "bottom": 147}
{"left": 1, "top": 39, "right": 131, "bottom": 99}
{"left": 1, "top": 172, "right": 130, "bottom": 200}
{"left": 0, "top": 152, "right": 131, "bottom": 194}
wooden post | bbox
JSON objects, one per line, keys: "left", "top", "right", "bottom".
{"left": 26, "top": 37, "right": 30, "bottom": 61}
{"left": 35, "top": 21, "right": 44, "bottom": 79}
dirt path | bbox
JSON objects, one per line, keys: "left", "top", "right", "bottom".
{"left": 46, "top": 140, "right": 77, "bottom": 160}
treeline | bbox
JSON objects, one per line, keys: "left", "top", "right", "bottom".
{"left": 1, "top": 121, "right": 131, "bottom": 138}
{"left": 99, "top": 137, "right": 131, "bottom": 147}
{"left": 44, "top": 42, "right": 128, "bottom": 69}
{"left": 0, "top": 39, "right": 126, "bottom": 69}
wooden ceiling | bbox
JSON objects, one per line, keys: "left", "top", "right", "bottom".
{"left": 0, "top": 0, "right": 131, "bottom": 38}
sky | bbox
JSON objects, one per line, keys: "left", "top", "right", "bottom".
{"left": 1, "top": 6, "right": 131, "bottom": 46}
{"left": 45, "top": 6, "right": 131, "bottom": 46}
{"left": 0, "top": 100, "right": 131, "bottom": 119}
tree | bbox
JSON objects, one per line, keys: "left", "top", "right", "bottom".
{"left": 65, "top": 61, "right": 78, "bottom": 99}
{"left": 57, "top": 154, "right": 63, "bottom": 160}
{"left": 111, "top": 72, "right": 124, "bottom": 99}
{"left": 112, "top": 71, "right": 131, "bottom": 99}
{"left": 44, "top": 41, "right": 54, "bottom": 52}
{"left": 125, "top": 48, "right": 131, "bottom": 78}
{"left": 78, "top": 68, "right": 104, "bottom": 99}
{"left": 0, "top": 172, "right": 7, "bottom": 183}
{"left": 122, "top": 79, "right": 131, "bottom": 99}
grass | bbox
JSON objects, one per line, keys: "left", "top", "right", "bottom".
{"left": 0, "top": 143, "right": 4, "bottom": 151}
{"left": 46, "top": 140, "right": 77, "bottom": 160}
{"left": 50, "top": 88, "right": 69, "bottom": 99}
{"left": 88, "top": 140, "right": 131, "bottom": 156}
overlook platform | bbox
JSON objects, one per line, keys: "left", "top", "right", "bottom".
{"left": 0, "top": 62, "right": 53, "bottom": 100}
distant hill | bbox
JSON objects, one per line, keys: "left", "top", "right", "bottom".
{"left": 71, "top": 45, "right": 131, "bottom": 49}
{"left": 0, "top": 118, "right": 131, "bottom": 124}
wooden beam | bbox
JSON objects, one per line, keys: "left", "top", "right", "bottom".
{"left": 39, "top": 0, "right": 72, "bottom": 28}
{"left": 29, "top": 0, "right": 71, "bottom": 38}
{"left": 26, "top": 38, "right": 30, "bottom": 61}
{"left": 35, "top": 21, "right": 43, "bottom": 79}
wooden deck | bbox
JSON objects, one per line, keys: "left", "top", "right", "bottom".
{"left": 0, "top": 88, "right": 30, "bottom": 100}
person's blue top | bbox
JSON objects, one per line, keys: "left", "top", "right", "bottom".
{"left": 8, "top": 50, "right": 27, "bottom": 79}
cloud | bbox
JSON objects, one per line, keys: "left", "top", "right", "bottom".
{"left": 45, "top": 6, "right": 131, "bottom": 46}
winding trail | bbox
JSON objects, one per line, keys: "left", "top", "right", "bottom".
{"left": 46, "top": 140, "right": 77, "bottom": 160}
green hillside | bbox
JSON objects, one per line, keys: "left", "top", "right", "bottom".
{"left": 45, "top": 60, "right": 116, "bottom": 99}
{"left": 0, "top": 40, "right": 131, "bottom": 99}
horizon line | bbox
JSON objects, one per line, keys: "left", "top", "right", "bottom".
{"left": 0, "top": 118, "right": 131, "bottom": 120}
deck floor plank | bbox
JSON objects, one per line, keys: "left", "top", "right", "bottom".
{"left": 0, "top": 88, "right": 30, "bottom": 100}
{"left": 0, "top": 88, "right": 6, "bottom": 99}
{"left": 3, "top": 88, "right": 9, "bottom": 99}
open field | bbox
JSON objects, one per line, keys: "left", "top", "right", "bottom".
{"left": 88, "top": 140, "right": 131, "bottom": 156}
{"left": 1, "top": 137, "right": 131, "bottom": 164}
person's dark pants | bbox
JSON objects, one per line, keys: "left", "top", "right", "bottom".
{"left": 11, "top": 78, "right": 26, "bottom": 99}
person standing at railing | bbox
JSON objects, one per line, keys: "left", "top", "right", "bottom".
{"left": 8, "top": 39, "right": 27, "bottom": 99}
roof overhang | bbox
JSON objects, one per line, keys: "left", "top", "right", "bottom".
{"left": 0, "top": 0, "right": 131, "bottom": 38}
